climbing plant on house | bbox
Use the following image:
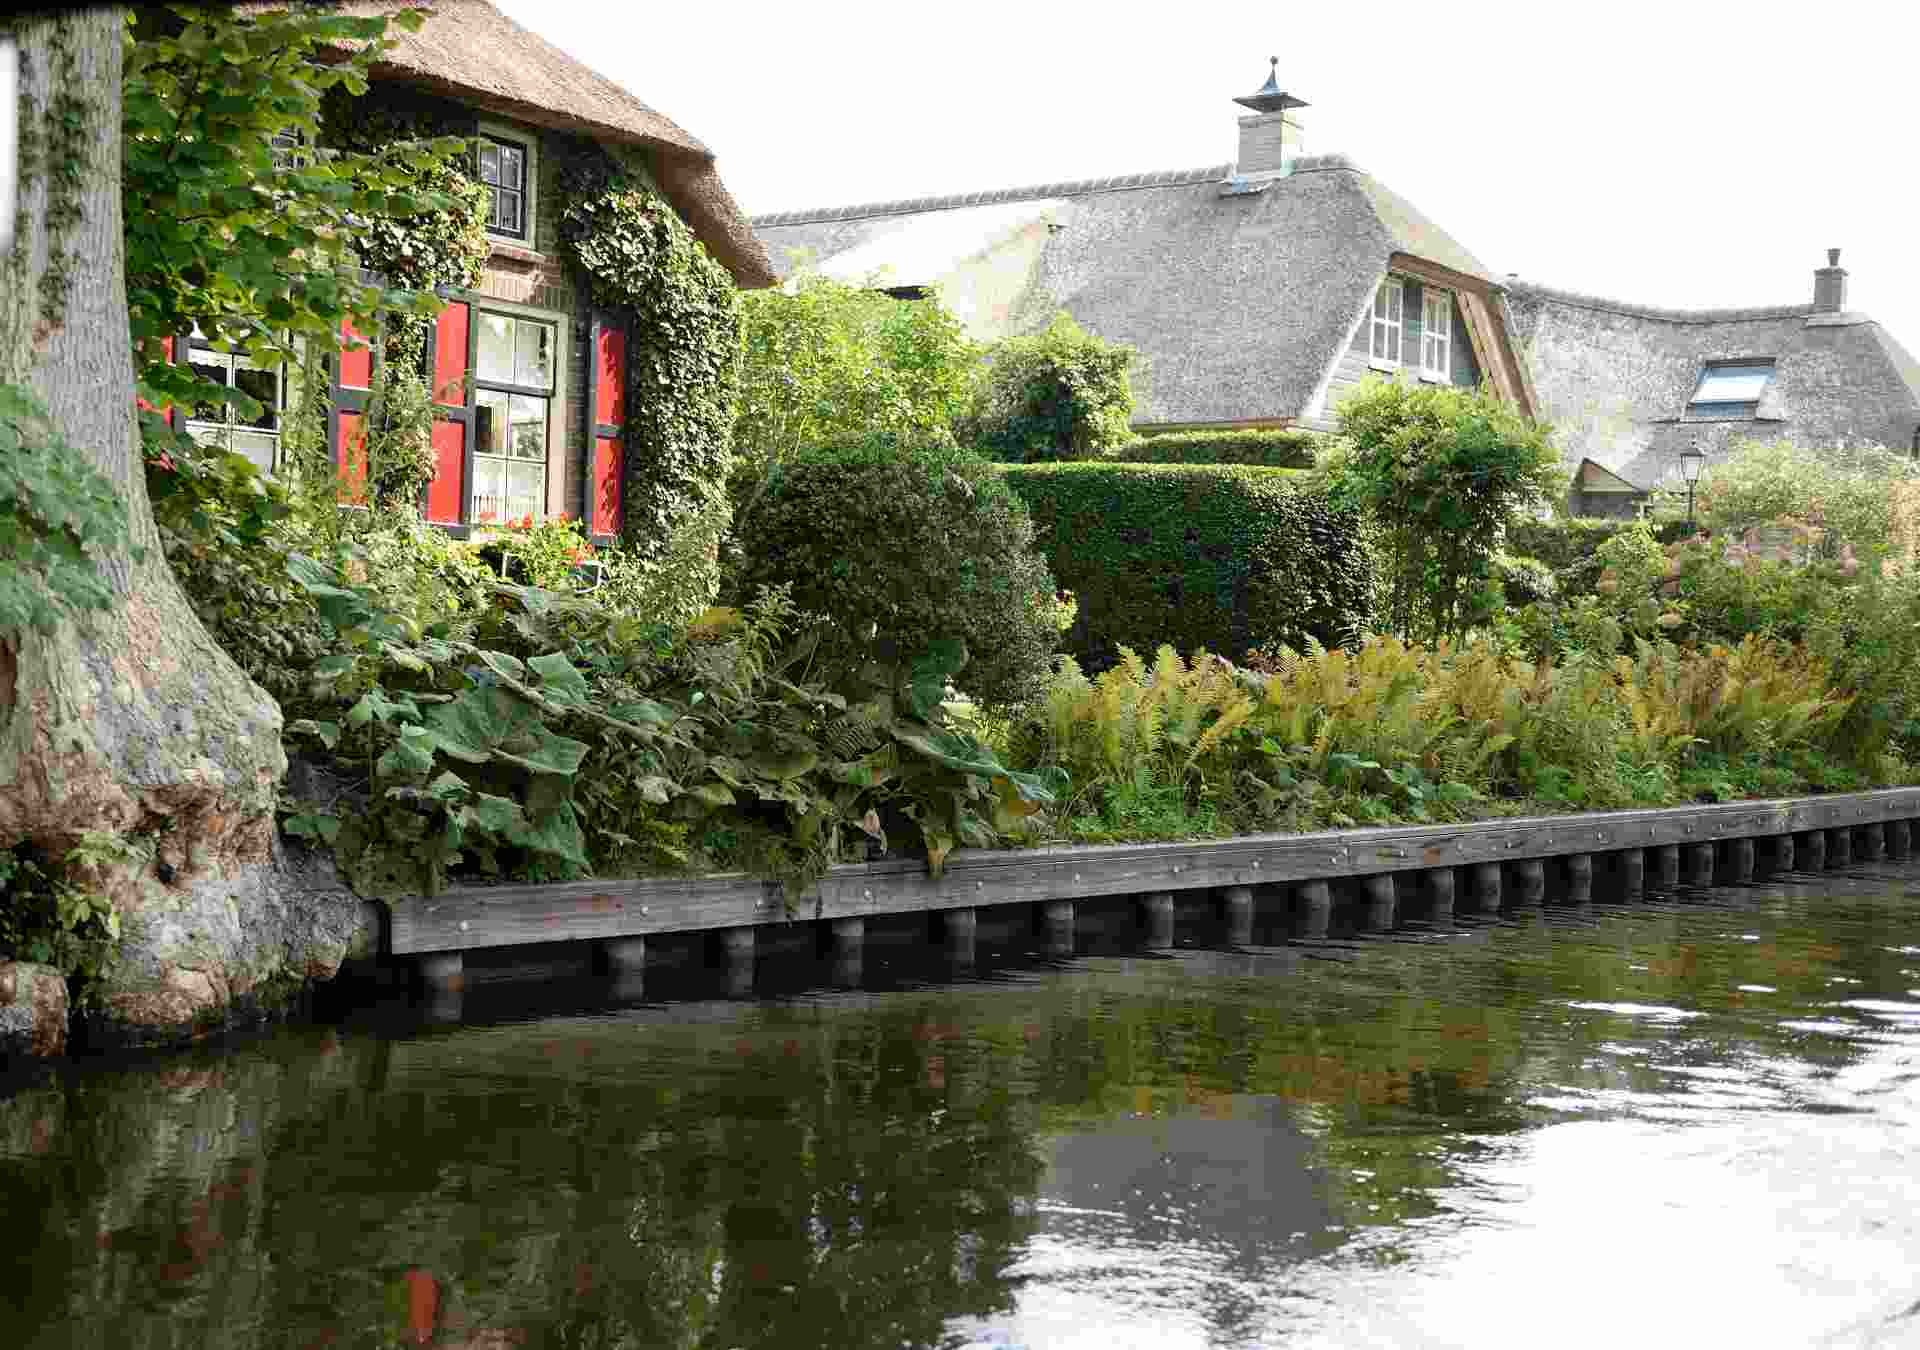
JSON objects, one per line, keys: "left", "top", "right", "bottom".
{"left": 558, "top": 149, "right": 743, "bottom": 612}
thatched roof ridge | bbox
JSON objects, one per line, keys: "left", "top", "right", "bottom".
{"left": 753, "top": 164, "right": 1237, "bottom": 228}
{"left": 274, "top": 0, "right": 775, "bottom": 287}
{"left": 1505, "top": 279, "right": 1812, "bottom": 325}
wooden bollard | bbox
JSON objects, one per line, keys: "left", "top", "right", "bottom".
{"left": 1828, "top": 828, "right": 1852, "bottom": 867}
{"left": 1142, "top": 893, "right": 1176, "bottom": 949}
{"left": 1800, "top": 830, "right": 1827, "bottom": 871}
{"left": 1361, "top": 874, "right": 1397, "bottom": 930}
{"left": 945, "top": 907, "right": 978, "bottom": 963}
{"left": 1426, "top": 868, "right": 1456, "bottom": 919}
{"left": 1652, "top": 844, "right": 1681, "bottom": 889}
{"left": 1888, "top": 819, "right": 1912, "bottom": 859}
{"left": 601, "top": 936, "right": 646, "bottom": 975}
{"left": 1859, "top": 822, "right": 1886, "bottom": 862}
{"left": 1221, "top": 886, "right": 1255, "bottom": 947}
{"left": 1297, "top": 880, "right": 1332, "bottom": 938}
{"left": 1684, "top": 842, "right": 1716, "bottom": 886}
{"left": 1772, "top": 833, "right": 1795, "bottom": 873}
{"left": 1512, "top": 859, "right": 1546, "bottom": 904}
{"left": 417, "top": 952, "right": 464, "bottom": 992}
{"left": 1564, "top": 853, "right": 1594, "bottom": 904}
{"left": 1728, "top": 837, "right": 1755, "bottom": 882}
{"left": 1469, "top": 861, "right": 1502, "bottom": 912}
{"left": 1044, "top": 899, "right": 1075, "bottom": 956}
{"left": 1618, "top": 848, "right": 1645, "bottom": 899}
{"left": 831, "top": 916, "right": 865, "bottom": 957}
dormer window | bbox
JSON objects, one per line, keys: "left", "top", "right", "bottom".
{"left": 1369, "top": 277, "right": 1404, "bottom": 365}
{"left": 1421, "top": 288, "right": 1452, "bottom": 379}
{"left": 477, "top": 123, "right": 536, "bottom": 245}
{"left": 1688, "top": 360, "right": 1775, "bottom": 418}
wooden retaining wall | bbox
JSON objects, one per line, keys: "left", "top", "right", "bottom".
{"left": 389, "top": 788, "right": 1920, "bottom": 990}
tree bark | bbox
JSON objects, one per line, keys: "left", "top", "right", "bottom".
{"left": 0, "top": 10, "right": 365, "bottom": 1047}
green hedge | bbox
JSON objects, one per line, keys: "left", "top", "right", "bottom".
{"left": 1113, "top": 427, "right": 1320, "bottom": 468}
{"left": 1000, "top": 463, "right": 1377, "bottom": 670}
{"left": 1505, "top": 518, "right": 1639, "bottom": 573}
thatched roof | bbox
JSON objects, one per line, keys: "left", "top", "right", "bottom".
{"left": 288, "top": 0, "right": 774, "bottom": 287}
{"left": 1504, "top": 279, "right": 1920, "bottom": 487}
{"left": 753, "top": 155, "right": 1496, "bottom": 427}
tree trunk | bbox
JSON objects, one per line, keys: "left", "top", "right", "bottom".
{"left": 0, "top": 10, "right": 367, "bottom": 1048}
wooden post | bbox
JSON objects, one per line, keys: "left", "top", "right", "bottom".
{"left": 1043, "top": 899, "right": 1075, "bottom": 957}
{"left": 1772, "top": 833, "right": 1795, "bottom": 873}
{"left": 1469, "top": 862, "right": 1502, "bottom": 912}
{"left": 1221, "top": 885, "right": 1255, "bottom": 947}
{"left": 1728, "top": 837, "right": 1755, "bottom": 882}
{"left": 1800, "top": 830, "right": 1826, "bottom": 871}
{"left": 830, "top": 917, "right": 864, "bottom": 987}
{"left": 1684, "top": 842, "right": 1716, "bottom": 886}
{"left": 1361, "top": 874, "right": 1396, "bottom": 930}
{"left": 600, "top": 936, "right": 646, "bottom": 975}
{"left": 1618, "top": 848, "right": 1645, "bottom": 900}
{"left": 945, "top": 907, "right": 978, "bottom": 964}
{"left": 1297, "top": 880, "right": 1332, "bottom": 938}
{"left": 721, "top": 926, "right": 755, "bottom": 995}
{"left": 1425, "top": 867, "right": 1456, "bottom": 920}
{"left": 1859, "top": 822, "right": 1886, "bottom": 862}
{"left": 417, "top": 952, "right": 463, "bottom": 992}
{"left": 1512, "top": 859, "right": 1546, "bottom": 905}
{"left": 1827, "top": 827, "right": 1852, "bottom": 867}
{"left": 1888, "top": 819, "right": 1912, "bottom": 860}
{"left": 1142, "top": 892, "right": 1176, "bottom": 950}
{"left": 1653, "top": 844, "right": 1681, "bottom": 889}
{"left": 1564, "top": 853, "right": 1594, "bottom": 904}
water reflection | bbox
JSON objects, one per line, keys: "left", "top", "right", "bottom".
{"left": 0, "top": 866, "right": 1917, "bottom": 1347}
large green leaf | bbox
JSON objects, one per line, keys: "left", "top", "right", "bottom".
{"left": 527, "top": 651, "right": 591, "bottom": 710}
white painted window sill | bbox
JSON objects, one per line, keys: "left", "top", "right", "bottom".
{"left": 1367, "top": 359, "right": 1399, "bottom": 373}
{"left": 1418, "top": 371, "right": 1447, "bottom": 384}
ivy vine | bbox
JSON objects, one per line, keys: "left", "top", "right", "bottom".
{"left": 557, "top": 150, "right": 742, "bottom": 589}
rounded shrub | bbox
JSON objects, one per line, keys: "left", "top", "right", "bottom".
{"left": 1000, "top": 462, "right": 1379, "bottom": 670}
{"left": 732, "top": 432, "right": 1061, "bottom": 705}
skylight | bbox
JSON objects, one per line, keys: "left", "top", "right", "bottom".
{"left": 1690, "top": 361, "right": 1774, "bottom": 408}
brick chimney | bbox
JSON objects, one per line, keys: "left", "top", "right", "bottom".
{"left": 1813, "top": 248, "right": 1848, "bottom": 313}
{"left": 1233, "top": 57, "right": 1307, "bottom": 177}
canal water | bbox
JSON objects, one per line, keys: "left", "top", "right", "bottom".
{"left": 5, "top": 863, "right": 1920, "bottom": 1349}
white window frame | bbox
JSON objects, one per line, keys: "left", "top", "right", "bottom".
{"left": 1369, "top": 277, "right": 1404, "bottom": 367}
{"left": 470, "top": 308, "right": 560, "bottom": 527}
{"left": 182, "top": 329, "right": 287, "bottom": 476}
{"left": 1421, "top": 287, "right": 1452, "bottom": 381}
{"left": 477, "top": 119, "right": 538, "bottom": 249}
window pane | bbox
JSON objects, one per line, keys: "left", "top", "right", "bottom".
{"left": 230, "top": 431, "right": 275, "bottom": 476}
{"left": 514, "top": 321, "right": 553, "bottom": 389}
{"left": 474, "top": 389, "right": 511, "bottom": 456}
{"left": 493, "top": 188, "right": 522, "bottom": 236}
{"left": 1388, "top": 283, "right": 1402, "bottom": 322}
{"left": 506, "top": 460, "right": 543, "bottom": 522}
{"left": 189, "top": 358, "right": 231, "bottom": 421}
{"left": 1374, "top": 286, "right": 1388, "bottom": 320}
{"left": 1692, "top": 366, "right": 1772, "bottom": 403}
{"left": 498, "top": 144, "right": 523, "bottom": 190}
{"left": 472, "top": 458, "right": 507, "bottom": 525}
{"left": 509, "top": 394, "right": 547, "bottom": 460}
{"left": 477, "top": 315, "right": 515, "bottom": 384}
{"left": 233, "top": 365, "right": 279, "bottom": 430}
{"left": 478, "top": 142, "right": 500, "bottom": 185}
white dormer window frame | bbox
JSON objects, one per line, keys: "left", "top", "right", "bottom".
{"left": 1369, "top": 277, "right": 1404, "bottom": 367}
{"left": 477, "top": 119, "right": 538, "bottom": 249}
{"left": 1421, "top": 287, "right": 1452, "bottom": 381}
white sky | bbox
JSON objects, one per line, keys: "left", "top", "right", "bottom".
{"left": 495, "top": 0, "right": 1920, "bottom": 354}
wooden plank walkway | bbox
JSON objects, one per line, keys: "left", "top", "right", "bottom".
{"left": 390, "top": 788, "right": 1920, "bottom": 967}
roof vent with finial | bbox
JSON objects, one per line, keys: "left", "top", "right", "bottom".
{"left": 1234, "top": 57, "right": 1309, "bottom": 114}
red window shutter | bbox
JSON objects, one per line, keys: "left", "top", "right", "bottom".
{"left": 335, "top": 411, "right": 368, "bottom": 505}
{"left": 589, "top": 315, "right": 627, "bottom": 538}
{"left": 424, "top": 299, "right": 471, "bottom": 525}
{"left": 339, "top": 317, "right": 373, "bottom": 391}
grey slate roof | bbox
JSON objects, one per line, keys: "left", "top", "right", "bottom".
{"left": 753, "top": 155, "right": 1491, "bottom": 427}
{"left": 1504, "top": 281, "right": 1920, "bottom": 488}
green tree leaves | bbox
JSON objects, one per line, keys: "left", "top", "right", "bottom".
{"left": 0, "top": 385, "right": 131, "bottom": 634}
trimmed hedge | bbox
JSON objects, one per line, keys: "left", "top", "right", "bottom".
{"left": 1508, "top": 516, "right": 1695, "bottom": 573}
{"left": 1114, "top": 427, "right": 1321, "bottom": 469}
{"left": 1000, "top": 463, "right": 1377, "bottom": 670}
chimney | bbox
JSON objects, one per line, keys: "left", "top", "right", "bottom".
{"left": 1233, "top": 57, "right": 1307, "bottom": 177}
{"left": 1813, "top": 248, "right": 1848, "bottom": 313}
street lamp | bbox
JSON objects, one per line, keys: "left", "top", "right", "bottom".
{"left": 1678, "top": 441, "right": 1707, "bottom": 526}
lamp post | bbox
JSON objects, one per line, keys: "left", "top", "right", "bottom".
{"left": 1678, "top": 441, "right": 1706, "bottom": 527}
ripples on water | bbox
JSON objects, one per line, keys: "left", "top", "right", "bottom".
{"left": 4, "top": 867, "right": 1920, "bottom": 1349}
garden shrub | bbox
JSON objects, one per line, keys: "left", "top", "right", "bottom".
{"left": 1695, "top": 438, "right": 1920, "bottom": 567}
{"left": 961, "top": 314, "right": 1138, "bottom": 462}
{"left": 730, "top": 433, "right": 1062, "bottom": 707}
{"left": 1328, "top": 378, "right": 1564, "bottom": 641}
{"left": 1000, "top": 463, "right": 1378, "bottom": 672}
{"left": 1114, "top": 428, "right": 1320, "bottom": 469}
